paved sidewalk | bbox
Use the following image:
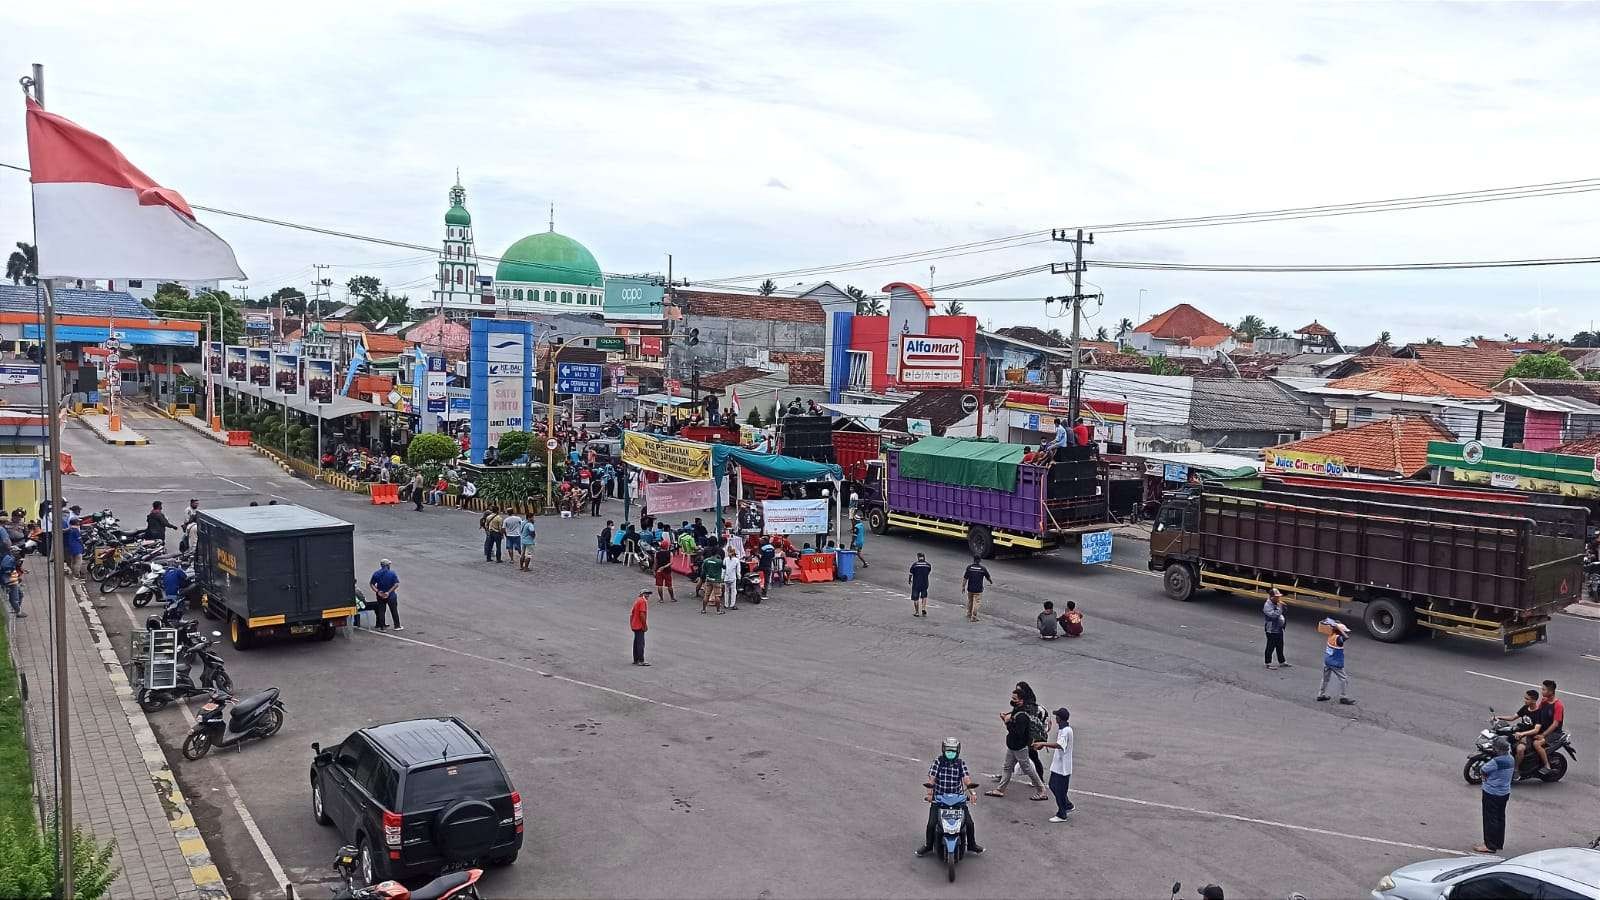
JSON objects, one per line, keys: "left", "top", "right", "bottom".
{"left": 168, "top": 411, "right": 229, "bottom": 444}
{"left": 6, "top": 570, "right": 227, "bottom": 899}
{"left": 73, "top": 412, "right": 149, "bottom": 445}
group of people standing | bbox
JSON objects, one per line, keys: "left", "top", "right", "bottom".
{"left": 480, "top": 507, "right": 536, "bottom": 570}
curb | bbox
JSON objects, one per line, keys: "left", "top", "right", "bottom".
{"left": 73, "top": 583, "right": 230, "bottom": 899}
{"left": 1563, "top": 600, "right": 1600, "bottom": 620}
{"left": 69, "top": 414, "right": 151, "bottom": 446}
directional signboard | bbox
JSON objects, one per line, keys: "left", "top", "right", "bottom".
{"left": 556, "top": 362, "right": 603, "bottom": 395}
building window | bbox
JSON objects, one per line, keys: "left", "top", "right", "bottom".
{"left": 455, "top": 268, "right": 463, "bottom": 284}
{"left": 545, "top": 291, "right": 556, "bottom": 303}
{"left": 847, "top": 350, "right": 872, "bottom": 392}
{"left": 514, "top": 289, "right": 524, "bottom": 301}
{"left": 128, "top": 279, "right": 143, "bottom": 289}
{"left": 561, "top": 291, "right": 572, "bottom": 304}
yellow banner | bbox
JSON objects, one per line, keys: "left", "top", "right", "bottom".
{"left": 1265, "top": 449, "right": 1347, "bottom": 477}
{"left": 622, "top": 432, "right": 711, "bottom": 480}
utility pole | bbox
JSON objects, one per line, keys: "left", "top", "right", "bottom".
{"left": 1051, "top": 228, "right": 1095, "bottom": 421}
{"left": 311, "top": 264, "right": 330, "bottom": 323}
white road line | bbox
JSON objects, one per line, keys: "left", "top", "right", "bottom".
{"left": 214, "top": 475, "right": 252, "bottom": 490}
{"left": 1465, "top": 670, "right": 1600, "bottom": 702}
{"left": 1582, "top": 654, "right": 1600, "bottom": 664}
{"left": 173, "top": 702, "right": 293, "bottom": 888}
{"left": 358, "top": 628, "right": 718, "bottom": 717}
{"left": 1106, "top": 563, "right": 1159, "bottom": 578}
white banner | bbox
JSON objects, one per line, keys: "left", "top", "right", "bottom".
{"left": 760, "top": 499, "right": 830, "bottom": 535}
{"left": 644, "top": 477, "right": 731, "bottom": 517}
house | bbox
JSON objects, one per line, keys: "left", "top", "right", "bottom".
{"left": 1331, "top": 343, "right": 1516, "bottom": 388}
{"left": 1185, "top": 378, "right": 1322, "bottom": 450}
{"left": 974, "top": 329, "right": 1072, "bottom": 388}
{"left": 668, "top": 288, "right": 826, "bottom": 386}
{"left": 1271, "top": 352, "right": 1356, "bottom": 379}
{"left": 1468, "top": 338, "right": 1558, "bottom": 354}
{"left": 1125, "top": 303, "right": 1239, "bottom": 358}
{"left": 1488, "top": 377, "right": 1600, "bottom": 450}
{"left": 1263, "top": 415, "right": 1454, "bottom": 479}
{"left": 1292, "top": 320, "right": 1343, "bottom": 353}
{"left": 1274, "top": 363, "right": 1504, "bottom": 445}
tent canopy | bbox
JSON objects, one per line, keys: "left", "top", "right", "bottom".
{"left": 713, "top": 444, "right": 841, "bottom": 482}
{"left": 897, "top": 435, "right": 1027, "bottom": 491}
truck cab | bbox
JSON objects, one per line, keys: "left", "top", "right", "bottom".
{"left": 1148, "top": 492, "right": 1198, "bottom": 567}
{"left": 859, "top": 459, "right": 889, "bottom": 534}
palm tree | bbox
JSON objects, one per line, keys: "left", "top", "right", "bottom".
{"left": 1094, "top": 326, "right": 1109, "bottom": 341}
{"left": 846, "top": 285, "right": 883, "bottom": 315}
{"left": 1261, "top": 326, "right": 1285, "bottom": 339}
{"left": 1424, "top": 336, "right": 1443, "bottom": 346}
{"left": 941, "top": 300, "right": 966, "bottom": 316}
{"left": 758, "top": 279, "right": 777, "bottom": 296}
{"left": 1378, "top": 330, "right": 1392, "bottom": 343}
{"left": 5, "top": 242, "right": 37, "bottom": 285}
{"left": 1047, "top": 328, "right": 1066, "bottom": 344}
{"left": 1235, "top": 314, "right": 1267, "bottom": 340}
{"left": 1116, "top": 317, "right": 1134, "bottom": 338}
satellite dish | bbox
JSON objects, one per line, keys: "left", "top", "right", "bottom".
{"left": 374, "top": 317, "right": 390, "bottom": 331}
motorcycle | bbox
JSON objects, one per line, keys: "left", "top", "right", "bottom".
{"left": 737, "top": 559, "right": 765, "bottom": 605}
{"left": 1462, "top": 713, "right": 1577, "bottom": 784}
{"left": 137, "top": 628, "right": 232, "bottom": 712}
{"left": 181, "top": 687, "right": 285, "bottom": 759}
{"left": 133, "top": 563, "right": 195, "bottom": 609}
{"left": 922, "top": 782, "right": 972, "bottom": 883}
{"left": 97, "top": 542, "right": 169, "bottom": 593}
{"left": 329, "top": 845, "right": 484, "bottom": 899}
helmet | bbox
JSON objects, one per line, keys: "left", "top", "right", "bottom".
{"left": 940, "top": 737, "right": 960, "bottom": 759}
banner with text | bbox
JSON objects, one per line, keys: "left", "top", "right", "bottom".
{"left": 622, "top": 431, "right": 711, "bottom": 480}
{"left": 1266, "top": 449, "right": 1347, "bottom": 477}
{"left": 759, "top": 498, "right": 830, "bottom": 535}
{"left": 644, "top": 478, "right": 726, "bottom": 516}
{"left": 247, "top": 348, "right": 271, "bottom": 387}
{"left": 306, "top": 358, "right": 334, "bottom": 405}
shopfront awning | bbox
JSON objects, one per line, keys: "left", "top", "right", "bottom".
{"left": 222, "top": 380, "right": 390, "bottom": 419}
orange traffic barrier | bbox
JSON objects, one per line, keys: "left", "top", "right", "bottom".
{"left": 793, "top": 552, "right": 835, "bottom": 583}
{"left": 226, "top": 431, "right": 252, "bottom": 447}
{"left": 370, "top": 483, "right": 400, "bottom": 505}
{"left": 59, "top": 452, "right": 75, "bottom": 475}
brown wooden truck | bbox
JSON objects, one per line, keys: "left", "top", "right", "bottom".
{"left": 1148, "top": 483, "right": 1586, "bottom": 649}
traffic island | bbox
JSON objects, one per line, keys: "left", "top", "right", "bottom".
{"left": 73, "top": 412, "right": 149, "bottom": 446}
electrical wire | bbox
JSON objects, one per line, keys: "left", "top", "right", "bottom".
{"left": 1087, "top": 255, "right": 1600, "bottom": 273}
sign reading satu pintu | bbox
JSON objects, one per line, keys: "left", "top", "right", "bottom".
{"left": 622, "top": 431, "right": 711, "bottom": 481}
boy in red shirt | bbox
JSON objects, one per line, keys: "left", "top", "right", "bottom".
{"left": 630, "top": 590, "right": 651, "bottom": 666}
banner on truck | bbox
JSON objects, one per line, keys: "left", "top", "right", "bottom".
{"left": 623, "top": 431, "right": 711, "bottom": 480}
{"left": 760, "top": 499, "right": 829, "bottom": 535}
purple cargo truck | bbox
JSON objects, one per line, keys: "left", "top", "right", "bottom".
{"left": 860, "top": 438, "right": 1109, "bottom": 558}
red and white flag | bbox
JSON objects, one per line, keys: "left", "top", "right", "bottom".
{"left": 25, "top": 98, "right": 244, "bottom": 280}
{"left": 729, "top": 387, "right": 742, "bottom": 416}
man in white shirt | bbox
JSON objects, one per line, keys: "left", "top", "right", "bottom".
{"left": 1032, "top": 707, "right": 1074, "bottom": 822}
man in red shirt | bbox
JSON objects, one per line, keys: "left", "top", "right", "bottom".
{"left": 630, "top": 590, "right": 651, "bottom": 666}
{"left": 1072, "top": 418, "right": 1092, "bottom": 448}
{"left": 1533, "top": 678, "right": 1565, "bottom": 775}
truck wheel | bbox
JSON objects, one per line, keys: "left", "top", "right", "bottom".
{"left": 1362, "top": 597, "right": 1414, "bottom": 643}
{"left": 229, "top": 615, "right": 254, "bottom": 651}
{"left": 867, "top": 507, "right": 889, "bottom": 535}
{"left": 1163, "top": 563, "right": 1196, "bottom": 602}
{"left": 966, "top": 525, "right": 995, "bottom": 559}
{"left": 317, "top": 622, "right": 336, "bottom": 641}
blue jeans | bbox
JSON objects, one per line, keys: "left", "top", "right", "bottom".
{"left": 1049, "top": 771, "right": 1073, "bottom": 817}
{"left": 6, "top": 584, "right": 21, "bottom": 614}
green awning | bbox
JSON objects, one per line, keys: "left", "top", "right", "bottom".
{"left": 896, "top": 436, "right": 1028, "bottom": 491}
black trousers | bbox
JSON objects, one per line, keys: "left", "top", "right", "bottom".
{"left": 374, "top": 595, "right": 400, "bottom": 629}
{"left": 484, "top": 533, "right": 502, "bottom": 561}
{"left": 590, "top": 496, "right": 602, "bottom": 516}
{"left": 413, "top": 492, "right": 423, "bottom": 511}
{"left": 924, "top": 802, "right": 977, "bottom": 850}
{"left": 1265, "top": 632, "right": 1286, "bottom": 664}
{"left": 1481, "top": 791, "right": 1508, "bottom": 851}
{"left": 632, "top": 629, "right": 646, "bottom": 663}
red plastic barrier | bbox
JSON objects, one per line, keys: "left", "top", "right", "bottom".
{"left": 226, "top": 431, "right": 252, "bottom": 447}
{"left": 370, "top": 483, "right": 400, "bottom": 505}
{"left": 793, "top": 552, "right": 835, "bottom": 583}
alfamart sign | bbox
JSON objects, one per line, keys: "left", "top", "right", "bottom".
{"left": 899, "top": 335, "right": 964, "bottom": 384}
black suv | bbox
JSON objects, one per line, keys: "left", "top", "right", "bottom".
{"left": 310, "top": 717, "right": 522, "bottom": 885}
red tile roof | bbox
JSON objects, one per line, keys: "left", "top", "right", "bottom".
{"left": 699, "top": 366, "right": 769, "bottom": 390}
{"left": 1553, "top": 434, "right": 1600, "bottom": 456}
{"left": 285, "top": 321, "right": 369, "bottom": 340}
{"left": 1470, "top": 339, "right": 1558, "bottom": 353}
{"left": 1295, "top": 320, "right": 1334, "bottom": 337}
{"left": 676, "top": 289, "right": 824, "bottom": 324}
{"left": 1268, "top": 416, "right": 1453, "bottom": 477}
{"left": 1132, "top": 303, "right": 1234, "bottom": 340}
{"left": 1328, "top": 364, "right": 1492, "bottom": 398}
{"left": 1189, "top": 334, "right": 1232, "bottom": 349}
{"left": 362, "top": 332, "right": 414, "bottom": 357}
{"left": 1393, "top": 344, "right": 1516, "bottom": 387}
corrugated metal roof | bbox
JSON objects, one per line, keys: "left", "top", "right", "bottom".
{"left": 0, "top": 284, "right": 151, "bottom": 319}
{"left": 1497, "top": 394, "right": 1600, "bottom": 414}
{"left": 1188, "top": 378, "right": 1322, "bottom": 432}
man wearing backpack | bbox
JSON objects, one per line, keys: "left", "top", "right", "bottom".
{"left": 985, "top": 687, "right": 1048, "bottom": 801}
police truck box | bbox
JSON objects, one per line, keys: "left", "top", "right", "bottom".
{"left": 195, "top": 505, "right": 358, "bottom": 649}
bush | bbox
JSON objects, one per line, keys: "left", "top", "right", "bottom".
{"left": 476, "top": 468, "right": 544, "bottom": 505}
{"left": 406, "top": 432, "right": 459, "bottom": 466}
{"left": 496, "top": 430, "right": 532, "bottom": 462}
{"left": 0, "top": 815, "right": 119, "bottom": 900}
{"left": 746, "top": 408, "right": 764, "bottom": 428}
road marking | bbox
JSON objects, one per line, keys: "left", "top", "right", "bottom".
{"left": 214, "top": 475, "right": 252, "bottom": 490}
{"left": 359, "top": 628, "right": 718, "bottom": 717}
{"left": 1107, "top": 563, "right": 1159, "bottom": 578}
{"left": 174, "top": 701, "right": 293, "bottom": 889}
{"left": 1582, "top": 654, "right": 1600, "bottom": 664}
{"left": 1465, "top": 670, "right": 1600, "bottom": 702}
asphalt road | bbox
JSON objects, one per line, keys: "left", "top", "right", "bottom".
{"left": 63, "top": 408, "right": 1600, "bottom": 899}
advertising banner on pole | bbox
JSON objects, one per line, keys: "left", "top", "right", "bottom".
{"left": 273, "top": 352, "right": 299, "bottom": 396}
{"left": 247, "top": 348, "right": 271, "bottom": 386}
{"left": 622, "top": 432, "right": 711, "bottom": 480}
{"left": 759, "top": 499, "right": 830, "bottom": 535}
{"left": 486, "top": 332, "right": 526, "bottom": 449}
{"left": 306, "top": 358, "right": 334, "bottom": 405}
{"left": 426, "top": 371, "right": 447, "bottom": 413}
{"left": 208, "top": 341, "right": 222, "bottom": 375}
{"left": 225, "top": 345, "right": 247, "bottom": 382}
{"left": 0, "top": 365, "right": 40, "bottom": 385}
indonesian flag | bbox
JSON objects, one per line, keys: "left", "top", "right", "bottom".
{"left": 25, "top": 98, "right": 244, "bottom": 280}
{"left": 729, "top": 387, "right": 742, "bottom": 416}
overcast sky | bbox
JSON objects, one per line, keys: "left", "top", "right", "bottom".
{"left": 5, "top": 2, "right": 1600, "bottom": 345}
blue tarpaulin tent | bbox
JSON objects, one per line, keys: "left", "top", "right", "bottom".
{"left": 711, "top": 445, "right": 842, "bottom": 482}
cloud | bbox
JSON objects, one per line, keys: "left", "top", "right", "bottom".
{"left": 1294, "top": 52, "right": 1328, "bottom": 65}
{"left": 765, "top": 177, "right": 790, "bottom": 190}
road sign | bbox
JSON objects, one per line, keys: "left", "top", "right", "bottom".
{"left": 180, "top": 385, "right": 194, "bottom": 394}
{"left": 960, "top": 394, "right": 978, "bottom": 414}
{"left": 1080, "top": 531, "right": 1113, "bottom": 566}
{"left": 667, "top": 378, "right": 682, "bottom": 395}
{"left": 546, "top": 438, "right": 560, "bottom": 451}
{"left": 594, "top": 337, "right": 626, "bottom": 352}
{"left": 556, "top": 362, "right": 602, "bottom": 395}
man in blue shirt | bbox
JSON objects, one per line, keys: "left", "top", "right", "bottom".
{"left": 1475, "top": 736, "right": 1513, "bottom": 853}
{"left": 916, "top": 737, "right": 982, "bottom": 857}
{"left": 908, "top": 553, "right": 932, "bottom": 617}
{"left": 369, "top": 559, "right": 402, "bottom": 631}
{"left": 162, "top": 564, "right": 187, "bottom": 619}
{"left": 2, "top": 547, "right": 23, "bottom": 618}
{"left": 850, "top": 517, "right": 870, "bottom": 568}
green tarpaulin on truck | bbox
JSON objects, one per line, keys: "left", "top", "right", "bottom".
{"left": 897, "top": 436, "right": 1029, "bottom": 491}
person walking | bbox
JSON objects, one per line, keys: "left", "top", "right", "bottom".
{"left": 1033, "top": 707, "right": 1075, "bottom": 822}
{"left": 985, "top": 687, "right": 1049, "bottom": 802}
{"left": 722, "top": 544, "right": 740, "bottom": 610}
{"left": 502, "top": 508, "right": 525, "bottom": 567}
{"left": 1263, "top": 588, "right": 1290, "bottom": 669}
{"left": 589, "top": 478, "right": 604, "bottom": 517}
{"left": 63, "top": 516, "right": 84, "bottom": 578}
{"left": 1016, "top": 681, "right": 1047, "bottom": 782}
{"left": 962, "top": 556, "right": 992, "bottom": 622}
{"left": 180, "top": 499, "right": 200, "bottom": 551}
{"left": 410, "top": 472, "right": 425, "bottom": 511}
{"left": 369, "top": 559, "right": 402, "bottom": 631}
{"left": 2, "top": 545, "right": 24, "bottom": 618}
{"left": 850, "top": 516, "right": 870, "bottom": 568}
{"left": 653, "top": 540, "right": 677, "bottom": 603}
{"left": 1474, "top": 736, "right": 1513, "bottom": 854}
{"left": 518, "top": 515, "right": 536, "bottom": 571}
{"left": 145, "top": 500, "right": 177, "bottom": 545}
{"left": 700, "top": 549, "right": 725, "bottom": 614}
{"left": 1316, "top": 619, "right": 1353, "bottom": 704}
{"left": 630, "top": 590, "right": 651, "bottom": 666}
{"left": 481, "top": 508, "right": 505, "bottom": 563}
{"left": 908, "top": 552, "right": 931, "bottom": 617}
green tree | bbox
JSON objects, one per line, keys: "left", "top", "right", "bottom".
{"left": 1094, "top": 326, "right": 1109, "bottom": 341}
{"left": 0, "top": 815, "right": 119, "bottom": 900}
{"left": 4, "top": 242, "right": 36, "bottom": 286}
{"left": 1571, "top": 331, "right": 1600, "bottom": 348}
{"left": 496, "top": 430, "right": 533, "bottom": 462}
{"left": 406, "top": 432, "right": 459, "bottom": 466}
{"left": 1148, "top": 356, "right": 1183, "bottom": 376}
{"left": 1378, "top": 330, "right": 1392, "bottom": 344}
{"left": 746, "top": 407, "right": 764, "bottom": 428}
{"left": 145, "top": 285, "right": 246, "bottom": 343}
{"left": 346, "top": 275, "right": 382, "bottom": 302}
{"left": 266, "top": 286, "right": 307, "bottom": 314}
{"left": 349, "top": 292, "right": 412, "bottom": 325}
{"left": 1048, "top": 327, "right": 1067, "bottom": 343}
{"left": 1504, "top": 352, "right": 1579, "bottom": 381}
{"left": 941, "top": 300, "right": 966, "bottom": 316}
{"left": 1234, "top": 315, "right": 1268, "bottom": 340}
{"left": 846, "top": 286, "right": 883, "bottom": 315}
{"left": 758, "top": 279, "right": 777, "bottom": 297}
{"left": 1116, "top": 318, "right": 1134, "bottom": 338}
{"left": 1423, "top": 336, "right": 1443, "bottom": 346}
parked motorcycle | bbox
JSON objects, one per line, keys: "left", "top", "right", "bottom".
{"left": 328, "top": 845, "right": 483, "bottom": 899}
{"left": 180, "top": 687, "right": 285, "bottom": 759}
{"left": 133, "top": 563, "right": 195, "bottom": 609}
{"left": 1462, "top": 713, "right": 1577, "bottom": 784}
{"left": 136, "top": 628, "right": 232, "bottom": 712}
{"left": 97, "top": 542, "right": 169, "bottom": 593}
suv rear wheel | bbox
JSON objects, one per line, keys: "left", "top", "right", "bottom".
{"left": 357, "top": 835, "right": 385, "bottom": 887}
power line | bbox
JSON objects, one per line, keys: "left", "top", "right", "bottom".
{"left": 1087, "top": 255, "right": 1600, "bottom": 273}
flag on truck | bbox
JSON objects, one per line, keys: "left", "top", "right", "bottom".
{"left": 730, "top": 387, "right": 742, "bottom": 417}
{"left": 25, "top": 97, "right": 244, "bottom": 280}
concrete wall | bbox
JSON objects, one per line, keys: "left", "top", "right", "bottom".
{"left": 668, "top": 315, "right": 824, "bottom": 381}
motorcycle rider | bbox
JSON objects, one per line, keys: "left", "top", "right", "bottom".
{"left": 161, "top": 564, "right": 187, "bottom": 619}
{"left": 916, "top": 737, "right": 983, "bottom": 857}
{"left": 1530, "top": 679, "right": 1565, "bottom": 776}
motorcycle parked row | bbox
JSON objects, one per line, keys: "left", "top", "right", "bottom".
{"left": 328, "top": 845, "right": 483, "bottom": 899}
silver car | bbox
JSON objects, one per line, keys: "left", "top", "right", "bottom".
{"left": 1373, "top": 847, "right": 1600, "bottom": 899}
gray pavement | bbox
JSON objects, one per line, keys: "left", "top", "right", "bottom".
{"left": 61, "top": 411, "right": 1600, "bottom": 899}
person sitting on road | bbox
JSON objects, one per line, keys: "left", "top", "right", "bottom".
{"left": 1038, "top": 601, "right": 1060, "bottom": 640}
{"left": 916, "top": 737, "right": 982, "bottom": 857}
{"left": 1061, "top": 600, "right": 1084, "bottom": 637}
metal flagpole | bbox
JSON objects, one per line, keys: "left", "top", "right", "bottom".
{"left": 24, "top": 61, "right": 76, "bottom": 900}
